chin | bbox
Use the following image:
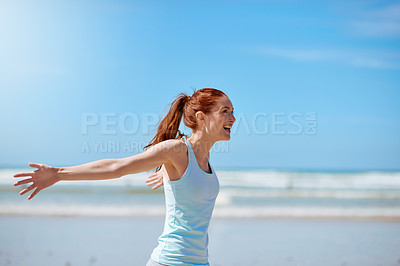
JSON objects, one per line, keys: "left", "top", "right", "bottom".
{"left": 221, "top": 135, "right": 231, "bottom": 141}
{"left": 215, "top": 131, "right": 231, "bottom": 141}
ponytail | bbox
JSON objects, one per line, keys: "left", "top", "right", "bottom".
{"left": 144, "top": 93, "right": 189, "bottom": 153}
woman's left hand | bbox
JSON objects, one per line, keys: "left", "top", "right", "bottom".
{"left": 146, "top": 170, "right": 163, "bottom": 190}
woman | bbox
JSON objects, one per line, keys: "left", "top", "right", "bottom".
{"left": 13, "top": 88, "right": 236, "bottom": 266}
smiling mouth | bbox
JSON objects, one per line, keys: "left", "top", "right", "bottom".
{"left": 223, "top": 126, "right": 231, "bottom": 133}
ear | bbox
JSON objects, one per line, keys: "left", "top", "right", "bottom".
{"left": 195, "top": 111, "right": 206, "bottom": 122}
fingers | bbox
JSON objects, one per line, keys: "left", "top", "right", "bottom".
{"left": 13, "top": 172, "right": 34, "bottom": 178}
{"left": 19, "top": 184, "right": 36, "bottom": 196}
{"left": 146, "top": 172, "right": 157, "bottom": 180}
{"left": 29, "top": 162, "right": 42, "bottom": 169}
{"left": 146, "top": 176, "right": 163, "bottom": 189}
{"left": 28, "top": 188, "right": 41, "bottom": 200}
{"left": 14, "top": 178, "right": 33, "bottom": 186}
{"left": 146, "top": 175, "right": 163, "bottom": 185}
{"left": 151, "top": 183, "right": 163, "bottom": 190}
{"left": 146, "top": 175, "right": 159, "bottom": 183}
{"left": 146, "top": 179, "right": 160, "bottom": 186}
{"left": 146, "top": 173, "right": 161, "bottom": 183}
{"left": 146, "top": 171, "right": 163, "bottom": 190}
{"left": 14, "top": 162, "right": 42, "bottom": 177}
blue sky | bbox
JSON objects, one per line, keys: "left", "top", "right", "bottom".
{"left": 1, "top": 0, "right": 399, "bottom": 170}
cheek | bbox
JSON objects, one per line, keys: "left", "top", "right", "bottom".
{"left": 205, "top": 121, "right": 219, "bottom": 132}
{"left": 206, "top": 114, "right": 224, "bottom": 131}
{"left": 211, "top": 120, "right": 224, "bottom": 131}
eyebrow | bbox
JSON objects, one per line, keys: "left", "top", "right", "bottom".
{"left": 220, "top": 106, "right": 234, "bottom": 110}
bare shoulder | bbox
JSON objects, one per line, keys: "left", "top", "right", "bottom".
{"left": 148, "top": 139, "right": 187, "bottom": 160}
{"left": 163, "top": 138, "right": 186, "bottom": 147}
{"left": 154, "top": 139, "right": 185, "bottom": 151}
{"left": 147, "top": 138, "right": 183, "bottom": 150}
{"left": 165, "top": 139, "right": 187, "bottom": 159}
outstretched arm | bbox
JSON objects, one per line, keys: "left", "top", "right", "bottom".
{"left": 14, "top": 140, "right": 177, "bottom": 199}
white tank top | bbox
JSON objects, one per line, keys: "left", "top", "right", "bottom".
{"left": 150, "top": 137, "right": 220, "bottom": 266}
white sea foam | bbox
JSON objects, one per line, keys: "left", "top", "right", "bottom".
{"left": 1, "top": 203, "right": 399, "bottom": 219}
{"left": 216, "top": 170, "right": 400, "bottom": 190}
{"left": 219, "top": 189, "right": 400, "bottom": 199}
{"left": 0, "top": 204, "right": 166, "bottom": 217}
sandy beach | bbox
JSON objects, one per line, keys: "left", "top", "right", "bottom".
{"left": 1, "top": 215, "right": 399, "bottom": 266}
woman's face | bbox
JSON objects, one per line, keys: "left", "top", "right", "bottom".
{"left": 203, "top": 96, "right": 236, "bottom": 141}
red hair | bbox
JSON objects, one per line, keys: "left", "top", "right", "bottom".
{"left": 144, "top": 88, "right": 227, "bottom": 170}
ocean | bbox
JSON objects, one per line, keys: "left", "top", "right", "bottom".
{"left": 1, "top": 168, "right": 400, "bottom": 220}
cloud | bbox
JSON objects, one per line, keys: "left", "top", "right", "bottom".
{"left": 251, "top": 3, "right": 400, "bottom": 69}
{"left": 252, "top": 46, "right": 400, "bottom": 69}
{"left": 351, "top": 3, "right": 400, "bottom": 38}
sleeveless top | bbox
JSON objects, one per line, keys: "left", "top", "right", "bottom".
{"left": 150, "top": 137, "right": 220, "bottom": 266}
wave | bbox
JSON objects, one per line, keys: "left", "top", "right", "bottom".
{"left": 3, "top": 167, "right": 400, "bottom": 219}
{"left": 4, "top": 169, "right": 400, "bottom": 203}
{"left": 217, "top": 170, "right": 400, "bottom": 190}
{"left": 4, "top": 169, "right": 400, "bottom": 189}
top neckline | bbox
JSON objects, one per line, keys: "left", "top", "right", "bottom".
{"left": 185, "top": 138, "right": 213, "bottom": 175}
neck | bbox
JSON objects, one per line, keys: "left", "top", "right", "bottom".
{"left": 187, "top": 131, "right": 215, "bottom": 159}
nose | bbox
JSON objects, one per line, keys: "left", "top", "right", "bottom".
{"left": 230, "top": 113, "right": 236, "bottom": 123}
